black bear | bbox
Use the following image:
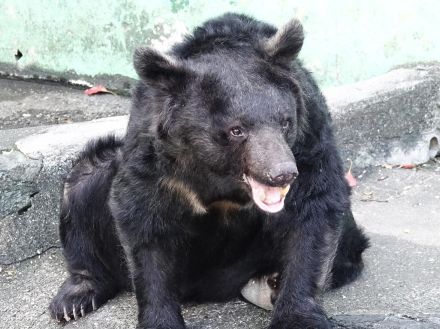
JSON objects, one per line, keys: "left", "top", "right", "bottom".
{"left": 49, "top": 13, "right": 369, "bottom": 329}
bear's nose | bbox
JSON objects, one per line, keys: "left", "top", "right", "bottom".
{"left": 269, "top": 162, "right": 298, "bottom": 186}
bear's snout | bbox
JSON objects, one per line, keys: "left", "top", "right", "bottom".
{"left": 245, "top": 127, "right": 297, "bottom": 188}
{"left": 268, "top": 161, "right": 298, "bottom": 187}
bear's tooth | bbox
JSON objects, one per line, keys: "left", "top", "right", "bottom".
{"left": 280, "top": 185, "right": 290, "bottom": 197}
{"left": 259, "top": 189, "right": 266, "bottom": 201}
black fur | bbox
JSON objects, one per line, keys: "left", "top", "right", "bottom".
{"left": 331, "top": 211, "right": 370, "bottom": 289}
{"left": 49, "top": 13, "right": 369, "bottom": 329}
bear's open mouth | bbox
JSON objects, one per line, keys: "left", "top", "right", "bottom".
{"left": 243, "top": 175, "right": 290, "bottom": 213}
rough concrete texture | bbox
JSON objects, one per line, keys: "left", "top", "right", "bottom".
{"left": 0, "top": 116, "right": 127, "bottom": 264}
{"left": 326, "top": 62, "right": 440, "bottom": 168}
{"left": 0, "top": 78, "right": 130, "bottom": 129}
{"left": 1, "top": 162, "right": 439, "bottom": 328}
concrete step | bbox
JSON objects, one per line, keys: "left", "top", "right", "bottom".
{"left": 0, "top": 116, "right": 128, "bottom": 265}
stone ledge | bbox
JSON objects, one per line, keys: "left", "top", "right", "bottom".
{"left": 0, "top": 116, "right": 127, "bottom": 264}
{"left": 325, "top": 62, "right": 440, "bottom": 168}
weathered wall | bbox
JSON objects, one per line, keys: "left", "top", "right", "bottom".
{"left": 0, "top": 0, "right": 439, "bottom": 87}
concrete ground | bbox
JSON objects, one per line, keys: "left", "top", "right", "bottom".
{"left": 0, "top": 78, "right": 129, "bottom": 129}
{"left": 1, "top": 75, "right": 439, "bottom": 328}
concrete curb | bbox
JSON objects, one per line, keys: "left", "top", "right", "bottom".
{"left": 326, "top": 62, "right": 440, "bottom": 168}
{"left": 0, "top": 117, "right": 127, "bottom": 264}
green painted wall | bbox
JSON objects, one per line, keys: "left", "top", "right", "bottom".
{"left": 0, "top": 0, "right": 439, "bottom": 87}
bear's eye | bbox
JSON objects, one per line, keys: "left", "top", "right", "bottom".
{"left": 230, "top": 127, "right": 245, "bottom": 137}
{"left": 282, "top": 120, "right": 290, "bottom": 131}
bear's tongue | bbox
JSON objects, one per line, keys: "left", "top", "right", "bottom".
{"left": 246, "top": 176, "right": 290, "bottom": 213}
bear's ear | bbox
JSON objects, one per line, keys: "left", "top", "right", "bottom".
{"left": 133, "top": 47, "right": 190, "bottom": 91}
{"left": 263, "top": 18, "right": 304, "bottom": 65}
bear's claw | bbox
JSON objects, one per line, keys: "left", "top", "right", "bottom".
{"left": 63, "top": 306, "right": 71, "bottom": 322}
{"left": 49, "top": 275, "right": 106, "bottom": 323}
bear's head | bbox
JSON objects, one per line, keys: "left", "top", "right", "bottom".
{"left": 132, "top": 16, "right": 307, "bottom": 214}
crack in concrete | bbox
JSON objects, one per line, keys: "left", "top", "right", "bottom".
{"left": 16, "top": 191, "right": 40, "bottom": 215}
{"left": 332, "top": 314, "right": 440, "bottom": 328}
{"left": 399, "top": 314, "right": 435, "bottom": 323}
{"left": 331, "top": 321, "right": 352, "bottom": 329}
{"left": 0, "top": 245, "right": 61, "bottom": 267}
{"left": 16, "top": 201, "right": 32, "bottom": 215}
{"left": 332, "top": 315, "right": 384, "bottom": 328}
{"left": 29, "top": 309, "right": 48, "bottom": 328}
